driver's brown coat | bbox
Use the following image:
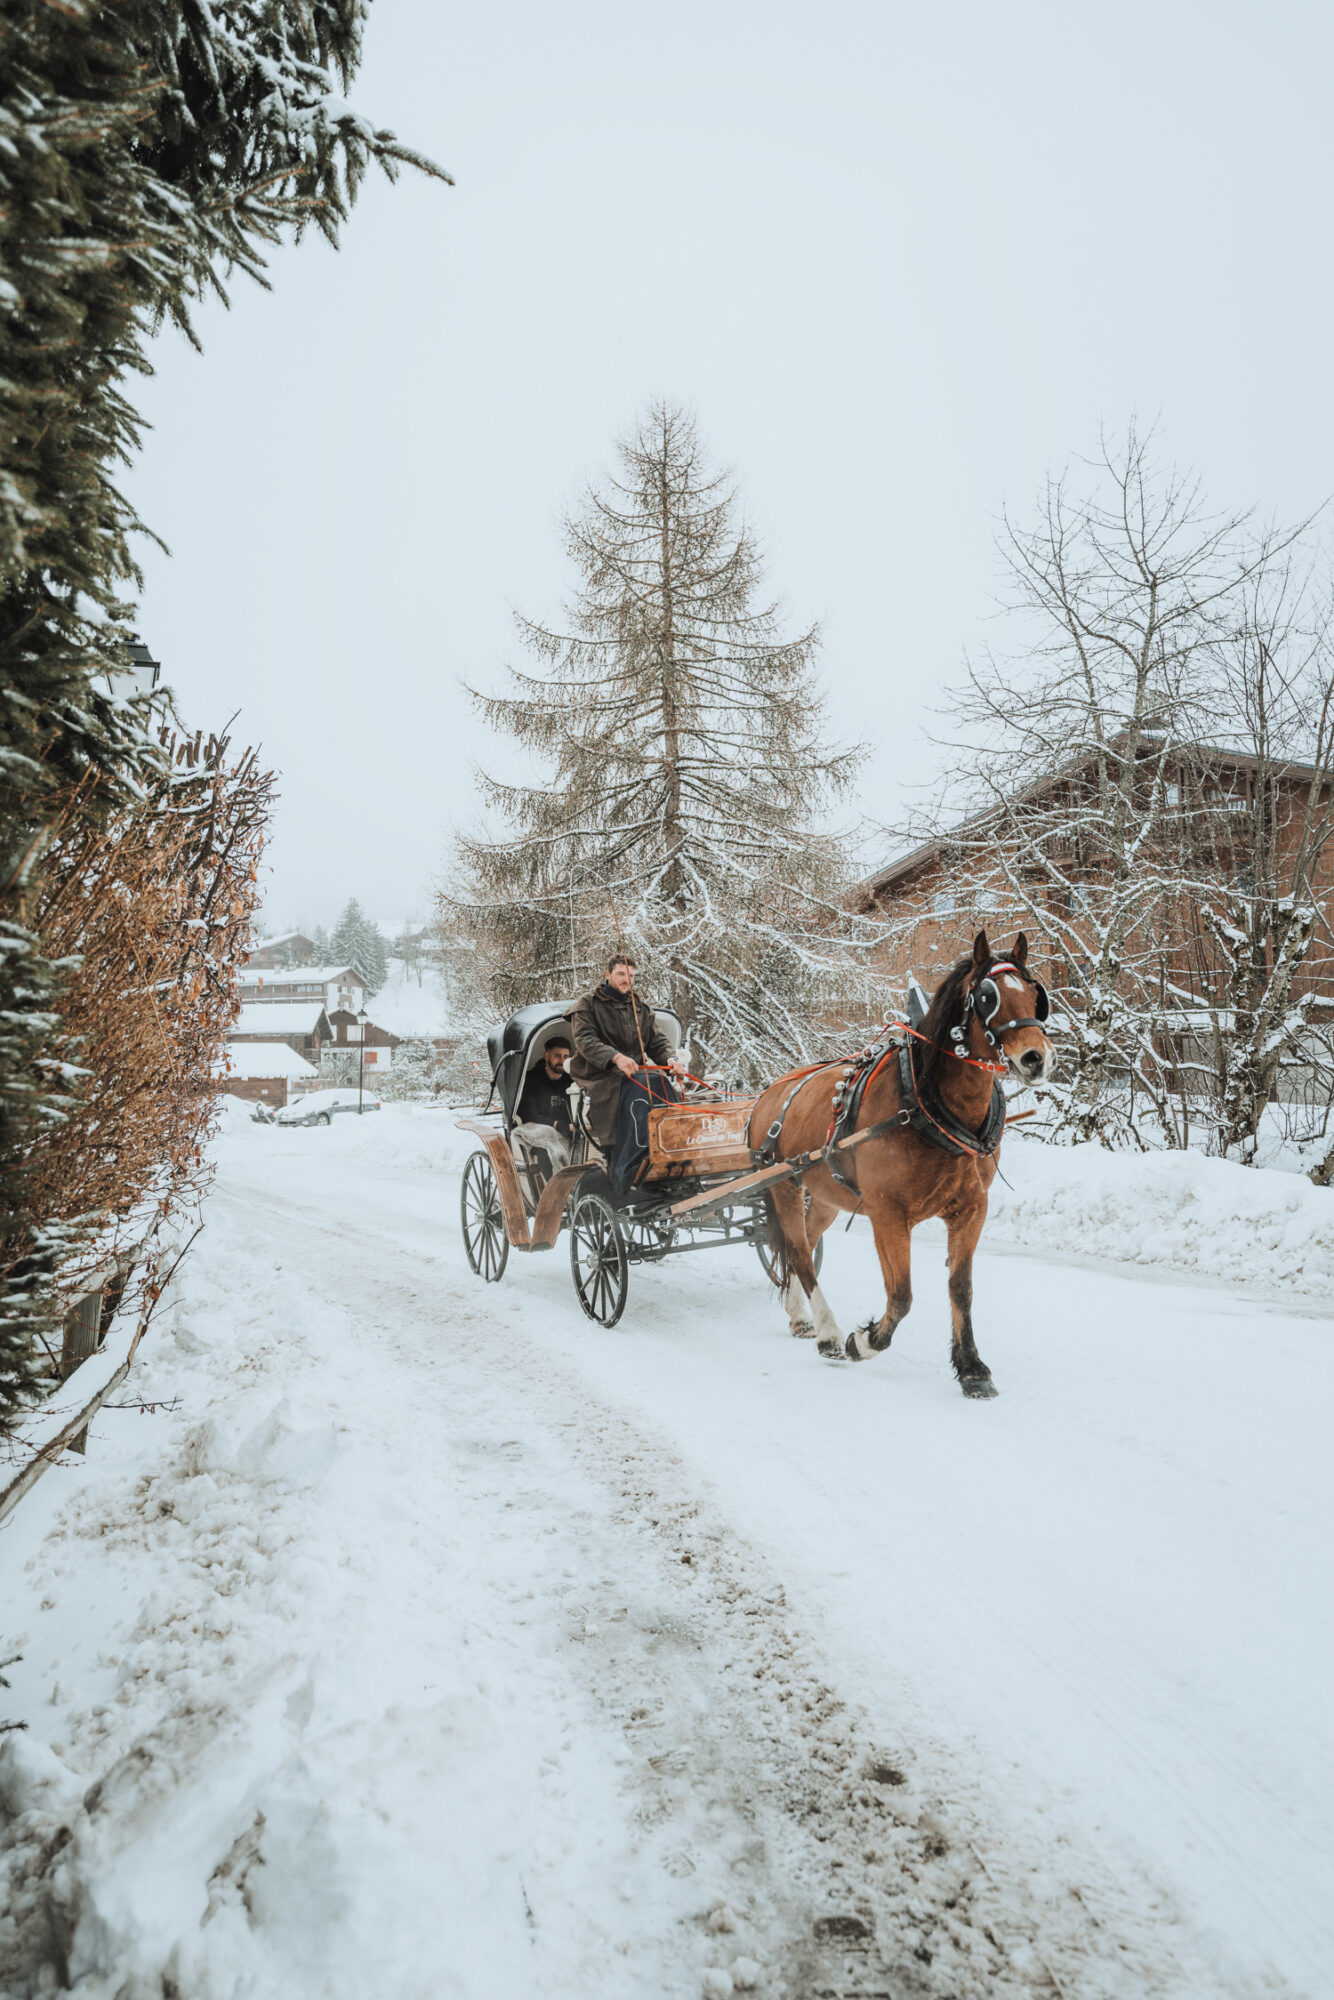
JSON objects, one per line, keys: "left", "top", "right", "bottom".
{"left": 569, "top": 983, "right": 669, "bottom": 1146}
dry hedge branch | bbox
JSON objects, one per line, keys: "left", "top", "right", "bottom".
{"left": 9, "top": 727, "right": 275, "bottom": 1353}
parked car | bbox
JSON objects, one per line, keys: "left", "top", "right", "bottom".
{"left": 275, "top": 1089, "right": 382, "bottom": 1128}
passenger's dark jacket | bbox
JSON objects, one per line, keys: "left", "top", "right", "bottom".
{"left": 516, "top": 1064, "right": 572, "bottom": 1137}
{"left": 569, "top": 982, "right": 669, "bottom": 1145}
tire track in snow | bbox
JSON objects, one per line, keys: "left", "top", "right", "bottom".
{"left": 209, "top": 1176, "right": 1291, "bottom": 2000}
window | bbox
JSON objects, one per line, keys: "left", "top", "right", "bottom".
{"left": 933, "top": 890, "right": 956, "bottom": 917}
{"left": 976, "top": 888, "right": 997, "bottom": 913}
{"left": 1164, "top": 782, "right": 1180, "bottom": 807}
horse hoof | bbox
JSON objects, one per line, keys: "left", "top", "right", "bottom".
{"left": 790, "top": 1319, "right": 816, "bottom": 1340}
{"left": 817, "top": 1338, "right": 845, "bottom": 1361}
{"left": 962, "top": 1376, "right": 998, "bottom": 1400}
{"left": 844, "top": 1333, "right": 866, "bottom": 1362}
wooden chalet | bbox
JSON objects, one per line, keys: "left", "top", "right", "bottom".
{"left": 247, "top": 932, "right": 318, "bottom": 970}
{"left": 858, "top": 739, "right": 1334, "bottom": 1012}
{"left": 216, "top": 1042, "right": 318, "bottom": 1109}
{"left": 237, "top": 963, "right": 369, "bottom": 1018}
{"left": 228, "top": 1002, "right": 333, "bottom": 1066}
{"left": 327, "top": 1010, "right": 402, "bottom": 1072}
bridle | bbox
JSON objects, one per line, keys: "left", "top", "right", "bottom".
{"left": 948, "top": 960, "right": 1051, "bottom": 1062}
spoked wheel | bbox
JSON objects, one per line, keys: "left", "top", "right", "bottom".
{"left": 756, "top": 1228, "right": 823, "bottom": 1287}
{"left": 622, "top": 1213, "right": 676, "bottom": 1262}
{"left": 460, "top": 1150, "right": 510, "bottom": 1282}
{"left": 569, "top": 1184, "right": 630, "bottom": 1326}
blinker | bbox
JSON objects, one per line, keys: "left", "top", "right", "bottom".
{"left": 973, "top": 961, "right": 1050, "bottom": 1036}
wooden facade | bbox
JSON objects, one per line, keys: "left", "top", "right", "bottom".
{"left": 858, "top": 746, "right": 1334, "bottom": 1013}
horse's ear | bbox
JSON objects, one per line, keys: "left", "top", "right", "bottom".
{"left": 1013, "top": 932, "right": 1029, "bottom": 967}
{"left": 972, "top": 929, "right": 990, "bottom": 970}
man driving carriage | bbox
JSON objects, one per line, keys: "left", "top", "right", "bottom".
{"left": 570, "top": 953, "right": 687, "bottom": 1193}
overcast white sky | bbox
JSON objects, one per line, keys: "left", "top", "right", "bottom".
{"left": 125, "top": 0, "right": 1334, "bottom": 937}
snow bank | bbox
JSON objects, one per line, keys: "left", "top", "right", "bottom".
{"left": 219, "top": 1099, "right": 459, "bottom": 1174}
{"left": 994, "top": 1135, "right": 1334, "bottom": 1299}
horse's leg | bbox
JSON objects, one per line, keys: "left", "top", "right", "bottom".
{"left": 845, "top": 1201, "right": 912, "bottom": 1362}
{"left": 769, "top": 1180, "right": 845, "bottom": 1360}
{"left": 946, "top": 1204, "right": 997, "bottom": 1399}
{"left": 764, "top": 1183, "right": 813, "bottom": 1335}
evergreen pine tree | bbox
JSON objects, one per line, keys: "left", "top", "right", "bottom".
{"left": 445, "top": 403, "right": 875, "bottom": 1078}
{"left": 1, "top": 1, "right": 447, "bottom": 1428}
{"left": 329, "top": 899, "right": 388, "bottom": 996}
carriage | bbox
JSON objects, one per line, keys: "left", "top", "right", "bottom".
{"left": 456, "top": 939, "right": 1053, "bottom": 1394}
{"left": 455, "top": 1000, "right": 821, "bottom": 1326}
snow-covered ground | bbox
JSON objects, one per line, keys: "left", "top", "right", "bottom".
{"left": 2, "top": 1109, "right": 1330, "bottom": 1998}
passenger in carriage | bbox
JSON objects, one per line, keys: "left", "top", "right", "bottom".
{"left": 511, "top": 1034, "right": 574, "bottom": 1181}
{"left": 570, "top": 953, "right": 686, "bottom": 1193}
{"left": 516, "top": 1035, "right": 573, "bottom": 1138}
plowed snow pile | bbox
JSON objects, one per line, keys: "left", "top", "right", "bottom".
{"left": 995, "top": 1134, "right": 1334, "bottom": 1298}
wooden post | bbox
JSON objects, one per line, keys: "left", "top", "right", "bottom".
{"left": 60, "top": 1290, "right": 103, "bottom": 1455}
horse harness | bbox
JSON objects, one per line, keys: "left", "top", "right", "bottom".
{"left": 753, "top": 960, "right": 1048, "bottom": 1188}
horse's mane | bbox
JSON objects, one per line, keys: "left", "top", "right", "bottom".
{"left": 914, "top": 952, "right": 981, "bottom": 1093}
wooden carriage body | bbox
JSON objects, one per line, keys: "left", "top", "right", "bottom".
{"left": 644, "top": 1099, "right": 756, "bottom": 1177}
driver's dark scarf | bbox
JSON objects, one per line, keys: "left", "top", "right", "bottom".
{"left": 597, "top": 981, "right": 651, "bottom": 1043}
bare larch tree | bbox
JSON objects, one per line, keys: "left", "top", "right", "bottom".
{"left": 442, "top": 402, "right": 874, "bottom": 1078}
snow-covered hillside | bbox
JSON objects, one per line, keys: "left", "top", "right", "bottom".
{"left": 1, "top": 1113, "right": 1330, "bottom": 1997}
{"left": 366, "top": 956, "right": 451, "bottom": 1041}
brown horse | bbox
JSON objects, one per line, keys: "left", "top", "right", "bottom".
{"left": 748, "top": 931, "right": 1052, "bottom": 1395}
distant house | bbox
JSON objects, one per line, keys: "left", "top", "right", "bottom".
{"left": 236, "top": 962, "right": 369, "bottom": 1017}
{"left": 215, "top": 1042, "right": 318, "bottom": 1109}
{"left": 228, "top": 1002, "right": 332, "bottom": 1067}
{"left": 327, "top": 1009, "right": 402, "bottom": 1072}
{"left": 247, "top": 932, "right": 318, "bottom": 970}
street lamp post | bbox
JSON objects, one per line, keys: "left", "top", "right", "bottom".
{"left": 357, "top": 1006, "right": 369, "bottom": 1114}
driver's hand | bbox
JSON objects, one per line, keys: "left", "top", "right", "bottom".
{"left": 668, "top": 1058, "right": 687, "bottom": 1077}
{"left": 613, "top": 1052, "right": 638, "bottom": 1077}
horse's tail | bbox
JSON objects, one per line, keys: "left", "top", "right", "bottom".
{"left": 762, "top": 1191, "right": 790, "bottom": 1290}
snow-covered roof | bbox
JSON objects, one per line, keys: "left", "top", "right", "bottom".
{"left": 229, "top": 1003, "right": 329, "bottom": 1037}
{"left": 253, "top": 930, "right": 314, "bottom": 951}
{"left": 239, "top": 964, "right": 366, "bottom": 989}
{"left": 214, "top": 1043, "right": 318, "bottom": 1079}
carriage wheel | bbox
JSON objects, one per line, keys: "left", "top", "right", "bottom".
{"left": 461, "top": 1150, "right": 510, "bottom": 1282}
{"left": 756, "top": 1229, "right": 823, "bottom": 1286}
{"left": 569, "top": 1186, "right": 629, "bottom": 1327}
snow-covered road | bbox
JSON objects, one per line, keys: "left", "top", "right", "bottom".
{"left": 2, "top": 1106, "right": 1329, "bottom": 1998}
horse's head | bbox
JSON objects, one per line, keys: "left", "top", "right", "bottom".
{"left": 966, "top": 930, "right": 1052, "bottom": 1083}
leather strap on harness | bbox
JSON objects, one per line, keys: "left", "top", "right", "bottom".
{"left": 898, "top": 1039, "right": 1006, "bottom": 1158}
{"left": 755, "top": 1061, "right": 839, "bottom": 1167}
